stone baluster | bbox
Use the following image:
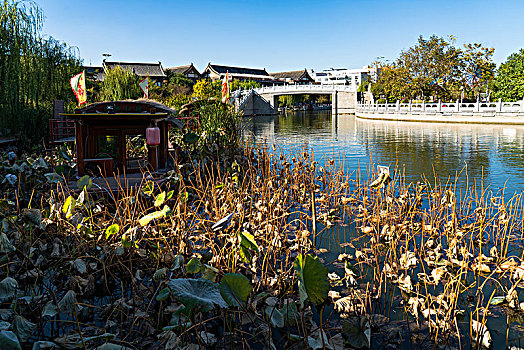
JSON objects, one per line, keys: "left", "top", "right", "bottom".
{"left": 498, "top": 98, "right": 502, "bottom": 112}
{"left": 456, "top": 99, "right": 460, "bottom": 113}
{"left": 396, "top": 100, "right": 400, "bottom": 112}
{"left": 476, "top": 99, "right": 480, "bottom": 112}
{"left": 438, "top": 99, "right": 442, "bottom": 112}
{"left": 409, "top": 100, "right": 412, "bottom": 112}
{"left": 422, "top": 100, "right": 425, "bottom": 112}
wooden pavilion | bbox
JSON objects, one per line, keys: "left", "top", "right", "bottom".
{"left": 64, "top": 100, "right": 182, "bottom": 176}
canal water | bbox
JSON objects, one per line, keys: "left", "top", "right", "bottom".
{"left": 245, "top": 110, "right": 524, "bottom": 348}
{"left": 245, "top": 110, "right": 524, "bottom": 195}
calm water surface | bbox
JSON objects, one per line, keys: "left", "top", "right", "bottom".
{"left": 245, "top": 110, "right": 524, "bottom": 195}
{"left": 245, "top": 110, "right": 524, "bottom": 348}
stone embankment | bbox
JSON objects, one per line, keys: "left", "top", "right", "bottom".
{"left": 356, "top": 100, "right": 524, "bottom": 124}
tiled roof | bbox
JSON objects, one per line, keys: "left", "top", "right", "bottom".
{"left": 83, "top": 66, "right": 105, "bottom": 81}
{"left": 103, "top": 61, "right": 166, "bottom": 78}
{"left": 205, "top": 63, "right": 270, "bottom": 77}
{"left": 270, "top": 69, "right": 313, "bottom": 81}
{"left": 166, "top": 64, "right": 192, "bottom": 75}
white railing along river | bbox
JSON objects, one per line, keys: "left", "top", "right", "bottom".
{"left": 357, "top": 100, "right": 524, "bottom": 114}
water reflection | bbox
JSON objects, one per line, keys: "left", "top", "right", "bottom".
{"left": 245, "top": 111, "right": 524, "bottom": 194}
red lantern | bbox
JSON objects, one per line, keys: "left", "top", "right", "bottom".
{"left": 146, "top": 126, "right": 160, "bottom": 146}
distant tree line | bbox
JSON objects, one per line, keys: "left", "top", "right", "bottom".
{"left": 369, "top": 35, "right": 524, "bottom": 102}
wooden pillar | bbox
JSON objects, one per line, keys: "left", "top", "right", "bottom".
{"left": 76, "top": 121, "right": 85, "bottom": 176}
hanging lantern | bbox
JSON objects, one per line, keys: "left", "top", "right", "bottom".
{"left": 146, "top": 126, "right": 160, "bottom": 146}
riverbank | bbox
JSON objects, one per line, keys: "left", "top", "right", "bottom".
{"left": 355, "top": 111, "right": 524, "bottom": 125}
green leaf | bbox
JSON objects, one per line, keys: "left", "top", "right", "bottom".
{"left": 0, "top": 233, "right": 15, "bottom": 253}
{"left": 182, "top": 133, "right": 199, "bottom": 144}
{"left": 167, "top": 278, "right": 227, "bottom": 313}
{"left": 58, "top": 290, "right": 77, "bottom": 314}
{"left": 239, "top": 231, "right": 259, "bottom": 255}
{"left": 172, "top": 255, "right": 185, "bottom": 271}
{"left": 0, "top": 330, "right": 21, "bottom": 350}
{"left": 154, "top": 191, "right": 166, "bottom": 207}
{"left": 265, "top": 306, "right": 284, "bottom": 328}
{"left": 22, "top": 209, "right": 41, "bottom": 226}
{"left": 139, "top": 205, "right": 170, "bottom": 226}
{"left": 141, "top": 181, "right": 154, "bottom": 196}
{"left": 153, "top": 268, "right": 168, "bottom": 282}
{"left": 342, "top": 316, "right": 371, "bottom": 349}
{"left": 294, "top": 254, "right": 329, "bottom": 306}
{"left": 239, "top": 245, "right": 252, "bottom": 263}
{"left": 166, "top": 190, "right": 174, "bottom": 201}
{"left": 219, "top": 273, "right": 252, "bottom": 307}
{"left": 42, "top": 301, "right": 58, "bottom": 318}
{"left": 76, "top": 175, "right": 92, "bottom": 190}
{"left": 156, "top": 287, "right": 171, "bottom": 301}
{"left": 186, "top": 258, "right": 202, "bottom": 274}
{"left": 490, "top": 296, "right": 506, "bottom": 306}
{"left": 0, "top": 277, "right": 17, "bottom": 299}
{"left": 105, "top": 224, "right": 120, "bottom": 240}
{"left": 62, "top": 196, "right": 75, "bottom": 219}
{"left": 12, "top": 315, "right": 35, "bottom": 343}
{"left": 202, "top": 265, "right": 219, "bottom": 282}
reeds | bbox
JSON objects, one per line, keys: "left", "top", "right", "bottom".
{"left": 1, "top": 145, "right": 524, "bottom": 348}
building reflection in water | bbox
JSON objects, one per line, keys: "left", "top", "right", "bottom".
{"left": 244, "top": 111, "right": 524, "bottom": 195}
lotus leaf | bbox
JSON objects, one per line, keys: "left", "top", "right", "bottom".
{"left": 12, "top": 315, "right": 35, "bottom": 342}
{"left": 186, "top": 258, "right": 202, "bottom": 274}
{"left": 342, "top": 315, "right": 371, "bottom": 349}
{"left": 138, "top": 205, "right": 170, "bottom": 226}
{"left": 219, "top": 273, "right": 252, "bottom": 307}
{"left": 182, "top": 132, "right": 199, "bottom": 144}
{"left": 154, "top": 191, "right": 166, "bottom": 207}
{"left": 0, "top": 330, "right": 21, "bottom": 350}
{"left": 0, "top": 233, "right": 15, "bottom": 253}
{"left": 0, "top": 277, "right": 17, "bottom": 299}
{"left": 58, "top": 290, "right": 77, "bottom": 314}
{"left": 167, "top": 278, "right": 227, "bottom": 312}
{"left": 294, "top": 254, "right": 329, "bottom": 306}
{"left": 76, "top": 175, "right": 92, "bottom": 190}
{"left": 105, "top": 224, "right": 120, "bottom": 240}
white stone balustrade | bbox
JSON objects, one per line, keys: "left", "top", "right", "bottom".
{"left": 356, "top": 99, "right": 524, "bottom": 115}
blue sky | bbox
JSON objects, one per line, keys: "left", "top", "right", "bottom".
{"left": 41, "top": 0, "right": 523, "bottom": 72}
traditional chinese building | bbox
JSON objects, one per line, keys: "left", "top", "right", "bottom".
{"left": 102, "top": 60, "right": 167, "bottom": 85}
{"left": 270, "top": 69, "right": 315, "bottom": 85}
{"left": 165, "top": 63, "right": 202, "bottom": 82}
{"left": 202, "top": 63, "right": 277, "bottom": 85}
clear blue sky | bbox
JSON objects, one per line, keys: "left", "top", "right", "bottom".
{"left": 40, "top": 0, "right": 523, "bottom": 72}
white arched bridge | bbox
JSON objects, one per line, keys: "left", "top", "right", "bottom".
{"left": 231, "top": 84, "right": 357, "bottom": 115}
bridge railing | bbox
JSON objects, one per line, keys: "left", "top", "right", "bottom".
{"left": 357, "top": 99, "right": 524, "bottom": 114}
{"left": 232, "top": 83, "right": 356, "bottom": 96}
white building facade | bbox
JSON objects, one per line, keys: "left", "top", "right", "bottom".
{"left": 309, "top": 66, "right": 378, "bottom": 91}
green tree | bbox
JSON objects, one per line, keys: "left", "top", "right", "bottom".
{"left": 0, "top": 0, "right": 81, "bottom": 141}
{"left": 100, "top": 66, "right": 141, "bottom": 101}
{"left": 492, "top": 49, "right": 524, "bottom": 101}
{"left": 370, "top": 35, "right": 494, "bottom": 102}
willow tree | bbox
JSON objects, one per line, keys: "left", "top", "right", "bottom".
{"left": 100, "top": 66, "right": 142, "bottom": 101}
{"left": 0, "top": 0, "right": 81, "bottom": 141}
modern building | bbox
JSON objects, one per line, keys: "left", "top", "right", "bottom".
{"left": 102, "top": 60, "right": 167, "bottom": 85}
{"left": 165, "top": 63, "right": 202, "bottom": 82}
{"left": 270, "top": 69, "right": 315, "bottom": 85}
{"left": 309, "top": 66, "right": 379, "bottom": 91}
{"left": 202, "top": 63, "right": 277, "bottom": 85}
